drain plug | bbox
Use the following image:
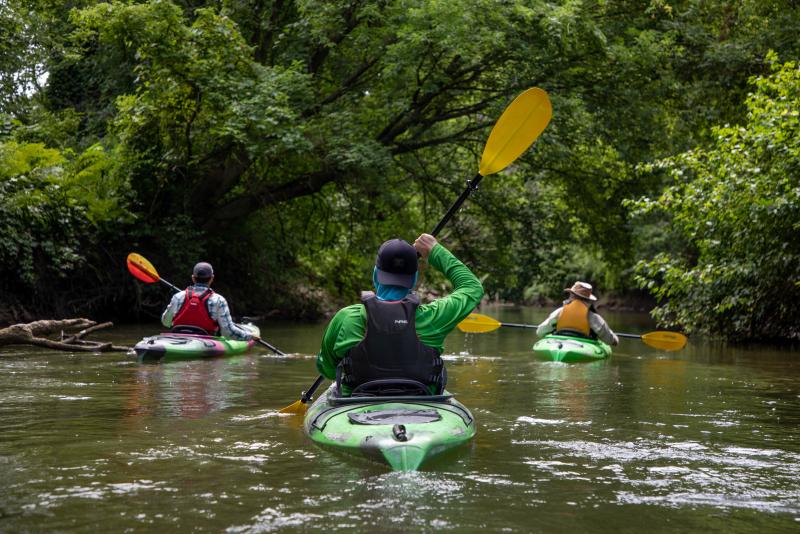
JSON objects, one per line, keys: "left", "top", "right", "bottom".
{"left": 392, "top": 424, "right": 408, "bottom": 442}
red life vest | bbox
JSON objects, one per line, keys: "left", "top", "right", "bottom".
{"left": 172, "top": 287, "right": 219, "bottom": 335}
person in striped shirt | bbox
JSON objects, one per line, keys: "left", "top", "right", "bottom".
{"left": 161, "top": 262, "right": 257, "bottom": 341}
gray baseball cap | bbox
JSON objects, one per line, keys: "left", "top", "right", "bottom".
{"left": 192, "top": 262, "right": 214, "bottom": 278}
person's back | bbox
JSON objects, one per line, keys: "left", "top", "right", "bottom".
{"left": 536, "top": 281, "right": 619, "bottom": 346}
{"left": 161, "top": 262, "right": 256, "bottom": 341}
{"left": 316, "top": 234, "right": 484, "bottom": 396}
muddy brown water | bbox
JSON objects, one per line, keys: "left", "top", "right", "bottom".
{"left": 1, "top": 307, "right": 799, "bottom": 531}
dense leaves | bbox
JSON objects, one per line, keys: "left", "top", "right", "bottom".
{"left": 0, "top": 140, "right": 131, "bottom": 318}
{"left": 1, "top": 0, "right": 799, "bottom": 339}
{"left": 631, "top": 56, "right": 800, "bottom": 340}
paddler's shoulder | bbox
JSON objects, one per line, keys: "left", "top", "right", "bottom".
{"left": 330, "top": 303, "right": 367, "bottom": 322}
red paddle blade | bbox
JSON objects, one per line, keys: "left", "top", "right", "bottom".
{"left": 126, "top": 253, "right": 160, "bottom": 284}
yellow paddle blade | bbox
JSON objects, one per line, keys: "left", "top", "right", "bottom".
{"left": 641, "top": 331, "right": 688, "bottom": 352}
{"left": 126, "top": 253, "right": 161, "bottom": 283}
{"left": 457, "top": 313, "right": 503, "bottom": 334}
{"left": 479, "top": 87, "right": 553, "bottom": 176}
{"left": 278, "top": 399, "right": 309, "bottom": 415}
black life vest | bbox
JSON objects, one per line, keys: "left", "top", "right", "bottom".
{"left": 172, "top": 287, "right": 219, "bottom": 335}
{"left": 338, "top": 292, "right": 444, "bottom": 395}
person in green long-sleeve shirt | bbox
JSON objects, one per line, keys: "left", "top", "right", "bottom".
{"left": 316, "top": 233, "right": 484, "bottom": 396}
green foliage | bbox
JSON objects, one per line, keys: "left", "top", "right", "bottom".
{"left": 0, "top": 141, "right": 84, "bottom": 286}
{"left": 0, "top": 140, "right": 132, "bottom": 290}
{"left": 3, "top": 0, "right": 800, "bottom": 338}
{"left": 631, "top": 56, "right": 800, "bottom": 340}
{"left": 0, "top": 1, "right": 44, "bottom": 116}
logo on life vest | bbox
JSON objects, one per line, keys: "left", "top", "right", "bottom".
{"left": 394, "top": 319, "right": 408, "bottom": 324}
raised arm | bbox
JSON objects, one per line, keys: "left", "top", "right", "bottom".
{"left": 414, "top": 236, "right": 484, "bottom": 347}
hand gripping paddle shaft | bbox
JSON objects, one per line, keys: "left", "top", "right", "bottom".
{"left": 282, "top": 88, "right": 553, "bottom": 415}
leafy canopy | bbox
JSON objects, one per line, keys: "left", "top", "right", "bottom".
{"left": 631, "top": 55, "right": 800, "bottom": 340}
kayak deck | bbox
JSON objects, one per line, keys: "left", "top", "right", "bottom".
{"left": 532, "top": 334, "right": 611, "bottom": 363}
{"left": 304, "top": 386, "right": 476, "bottom": 471}
{"left": 134, "top": 324, "right": 259, "bottom": 362}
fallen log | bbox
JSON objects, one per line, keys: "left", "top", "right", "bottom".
{"left": 61, "top": 321, "right": 114, "bottom": 343}
{"left": 0, "top": 319, "right": 131, "bottom": 352}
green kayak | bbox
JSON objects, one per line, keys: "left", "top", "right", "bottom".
{"left": 304, "top": 385, "right": 476, "bottom": 471}
{"left": 134, "top": 324, "right": 260, "bottom": 362}
{"left": 532, "top": 334, "right": 611, "bottom": 363}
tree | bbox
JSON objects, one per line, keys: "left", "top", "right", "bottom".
{"left": 631, "top": 55, "right": 800, "bottom": 340}
{"left": 4, "top": 0, "right": 800, "bottom": 329}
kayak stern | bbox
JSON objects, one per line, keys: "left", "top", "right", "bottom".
{"left": 532, "top": 334, "right": 611, "bottom": 363}
{"left": 304, "top": 387, "right": 475, "bottom": 471}
{"left": 134, "top": 324, "right": 260, "bottom": 362}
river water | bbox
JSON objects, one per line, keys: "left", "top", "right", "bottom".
{"left": 1, "top": 307, "right": 799, "bottom": 532}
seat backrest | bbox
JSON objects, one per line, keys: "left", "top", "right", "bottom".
{"left": 170, "top": 325, "right": 210, "bottom": 335}
{"left": 349, "top": 378, "right": 432, "bottom": 397}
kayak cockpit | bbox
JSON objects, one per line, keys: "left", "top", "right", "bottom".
{"left": 304, "top": 384, "right": 476, "bottom": 471}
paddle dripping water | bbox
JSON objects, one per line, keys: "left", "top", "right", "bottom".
{"left": 0, "top": 310, "right": 799, "bottom": 531}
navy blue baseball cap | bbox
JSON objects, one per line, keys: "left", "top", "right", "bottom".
{"left": 375, "top": 239, "right": 418, "bottom": 288}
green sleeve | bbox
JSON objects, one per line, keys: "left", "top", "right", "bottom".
{"left": 415, "top": 243, "right": 484, "bottom": 352}
{"left": 315, "top": 244, "right": 483, "bottom": 376}
{"left": 315, "top": 304, "right": 366, "bottom": 379}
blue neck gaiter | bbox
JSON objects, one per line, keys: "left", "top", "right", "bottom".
{"left": 372, "top": 267, "right": 418, "bottom": 301}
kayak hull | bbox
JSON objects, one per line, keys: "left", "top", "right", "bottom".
{"left": 134, "top": 324, "right": 259, "bottom": 362}
{"left": 532, "top": 334, "right": 611, "bottom": 363}
{"left": 304, "top": 386, "right": 476, "bottom": 471}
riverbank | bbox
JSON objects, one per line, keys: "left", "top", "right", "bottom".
{"left": 0, "top": 285, "right": 656, "bottom": 328}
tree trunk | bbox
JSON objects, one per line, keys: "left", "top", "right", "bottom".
{"left": 0, "top": 319, "right": 130, "bottom": 352}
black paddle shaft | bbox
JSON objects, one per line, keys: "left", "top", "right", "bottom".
{"left": 431, "top": 173, "right": 484, "bottom": 237}
{"left": 616, "top": 333, "right": 643, "bottom": 339}
{"left": 293, "top": 173, "right": 484, "bottom": 406}
{"left": 500, "top": 322, "right": 536, "bottom": 329}
{"left": 256, "top": 338, "right": 286, "bottom": 356}
{"left": 301, "top": 375, "right": 326, "bottom": 403}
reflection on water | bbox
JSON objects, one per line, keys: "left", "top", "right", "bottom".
{"left": 122, "top": 357, "right": 261, "bottom": 420}
{"left": 0, "top": 309, "right": 799, "bottom": 531}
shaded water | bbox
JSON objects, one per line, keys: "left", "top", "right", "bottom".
{"left": 1, "top": 307, "right": 799, "bottom": 532}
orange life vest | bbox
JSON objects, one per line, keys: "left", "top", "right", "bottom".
{"left": 556, "top": 299, "right": 591, "bottom": 336}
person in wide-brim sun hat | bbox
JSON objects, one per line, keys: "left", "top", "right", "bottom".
{"left": 536, "top": 281, "right": 618, "bottom": 345}
{"left": 564, "top": 281, "right": 598, "bottom": 301}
